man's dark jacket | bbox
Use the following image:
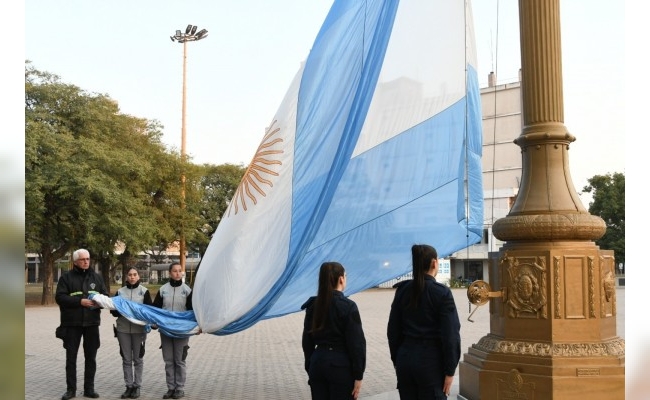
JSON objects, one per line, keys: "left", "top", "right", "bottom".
{"left": 55, "top": 265, "right": 108, "bottom": 327}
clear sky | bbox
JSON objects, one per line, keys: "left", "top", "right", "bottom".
{"left": 21, "top": 0, "right": 625, "bottom": 202}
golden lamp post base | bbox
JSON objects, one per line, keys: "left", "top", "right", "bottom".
{"left": 458, "top": 244, "right": 624, "bottom": 399}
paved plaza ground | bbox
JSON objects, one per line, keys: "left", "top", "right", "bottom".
{"left": 26, "top": 287, "right": 625, "bottom": 400}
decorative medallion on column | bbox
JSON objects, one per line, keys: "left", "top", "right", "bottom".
{"left": 503, "top": 256, "right": 547, "bottom": 318}
{"left": 497, "top": 369, "right": 535, "bottom": 399}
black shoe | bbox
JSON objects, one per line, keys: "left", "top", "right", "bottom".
{"left": 83, "top": 390, "right": 99, "bottom": 398}
{"left": 121, "top": 387, "right": 133, "bottom": 399}
{"left": 62, "top": 390, "right": 76, "bottom": 400}
{"left": 130, "top": 387, "right": 140, "bottom": 399}
{"left": 162, "top": 389, "right": 175, "bottom": 399}
{"left": 172, "top": 390, "right": 185, "bottom": 399}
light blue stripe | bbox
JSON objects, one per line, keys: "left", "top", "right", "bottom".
{"left": 269, "top": 90, "right": 483, "bottom": 317}
{"left": 217, "top": 0, "right": 400, "bottom": 335}
{"left": 465, "top": 65, "right": 484, "bottom": 235}
{"left": 110, "top": 296, "right": 197, "bottom": 339}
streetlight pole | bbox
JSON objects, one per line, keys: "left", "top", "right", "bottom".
{"left": 170, "top": 24, "right": 208, "bottom": 280}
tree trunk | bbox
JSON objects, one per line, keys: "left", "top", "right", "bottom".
{"left": 95, "top": 254, "right": 112, "bottom": 294}
{"left": 120, "top": 248, "right": 132, "bottom": 289}
{"left": 40, "top": 253, "right": 54, "bottom": 306}
{"left": 39, "top": 245, "right": 69, "bottom": 305}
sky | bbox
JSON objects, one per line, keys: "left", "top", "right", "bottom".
{"left": 20, "top": 0, "right": 625, "bottom": 199}
{"left": 6, "top": 0, "right": 648, "bottom": 394}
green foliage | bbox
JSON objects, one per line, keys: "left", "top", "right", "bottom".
{"left": 582, "top": 172, "right": 625, "bottom": 265}
{"left": 25, "top": 62, "right": 186, "bottom": 302}
{"left": 186, "top": 163, "right": 247, "bottom": 258}
{"left": 25, "top": 61, "right": 251, "bottom": 301}
{"left": 448, "top": 278, "right": 471, "bottom": 288}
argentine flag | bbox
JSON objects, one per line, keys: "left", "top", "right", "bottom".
{"left": 194, "top": 0, "right": 483, "bottom": 335}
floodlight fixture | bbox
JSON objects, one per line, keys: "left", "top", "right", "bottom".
{"left": 196, "top": 29, "right": 208, "bottom": 39}
{"left": 171, "top": 24, "right": 208, "bottom": 43}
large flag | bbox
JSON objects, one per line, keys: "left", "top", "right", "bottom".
{"left": 89, "top": 293, "right": 200, "bottom": 338}
{"left": 194, "top": 0, "right": 483, "bottom": 335}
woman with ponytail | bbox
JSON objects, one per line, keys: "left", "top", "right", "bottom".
{"left": 301, "top": 262, "right": 366, "bottom": 400}
{"left": 387, "top": 244, "right": 461, "bottom": 399}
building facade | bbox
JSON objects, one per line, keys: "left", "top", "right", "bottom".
{"left": 448, "top": 73, "right": 523, "bottom": 284}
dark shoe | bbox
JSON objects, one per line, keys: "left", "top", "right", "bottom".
{"left": 162, "top": 389, "right": 175, "bottom": 399}
{"left": 172, "top": 390, "right": 185, "bottom": 399}
{"left": 62, "top": 390, "right": 76, "bottom": 400}
{"left": 121, "top": 387, "right": 133, "bottom": 399}
{"left": 129, "top": 387, "right": 140, "bottom": 399}
{"left": 83, "top": 390, "right": 99, "bottom": 398}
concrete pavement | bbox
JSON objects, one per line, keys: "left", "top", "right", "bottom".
{"left": 25, "top": 288, "right": 624, "bottom": 400}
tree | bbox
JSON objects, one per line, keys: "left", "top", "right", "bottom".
{"left": 187, "top": 163, "right": 247, "bottom": 259}
{"left": 582, "top": 172, "right": 625, "bottom": 265}
{"left": 139, "top": 151, "right": 197, "bottom": 272}
{"left": 25, "top": 62, "right": 184, "bottom": 303}
{"left": 26, "top": 64, "right": 89, "bottom": 303}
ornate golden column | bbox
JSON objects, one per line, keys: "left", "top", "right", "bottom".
{"left": 458, "top": 0, "right": 625, "bottom": 398}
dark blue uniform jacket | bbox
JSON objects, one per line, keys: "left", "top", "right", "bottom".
{"left": 387, "top": 276, "right": 461, "bottom": 377}
{"left": 302, "top": 290, "right": 366, "bottom": 380}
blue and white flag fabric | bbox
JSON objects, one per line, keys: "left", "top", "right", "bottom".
{"left": 90, "top": 293, "right": 200, "bottom": 338}
{"left": 194, "top": 0, "right": 483, "bottom": 335}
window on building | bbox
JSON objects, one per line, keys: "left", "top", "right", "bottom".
{"left": 463, "top": 260, "right": 483, "bottom": 282}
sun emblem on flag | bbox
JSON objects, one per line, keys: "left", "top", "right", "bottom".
{"left": 229, "top": 120, "right": 284, "bottom": 216}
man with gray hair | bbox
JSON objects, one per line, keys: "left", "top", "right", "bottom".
{"left": 55, "top": 248, "right": 108, "bottom": 400}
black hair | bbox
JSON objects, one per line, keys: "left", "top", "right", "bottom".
{"left": 311, "top": 261, "right": 345, "bottom": 333}
{"left": 126, "top": 266, "right": 138, "bottom": 274}
{"left": 169, "top": 262, "right": 181, "bottom": 272}
{"left": 408, "top": 244, "right": 437, "bottom": 309}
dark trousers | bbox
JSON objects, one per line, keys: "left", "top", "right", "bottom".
{"left": 63, "top": 325, "right": 100, "bottom": 392}
{"left": 395, "top": 342, "right": 447, "bottom": 400}
{"left": 308, "top": 348, "right": 354, "bottom": 400}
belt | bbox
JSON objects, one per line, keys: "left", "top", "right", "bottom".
{"left": 315, "top": 344, "right": 346, "bottom": 352}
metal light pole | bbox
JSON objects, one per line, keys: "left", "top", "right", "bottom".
{"left": 170, "top": 24, "right": 208, "bottom": 279}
